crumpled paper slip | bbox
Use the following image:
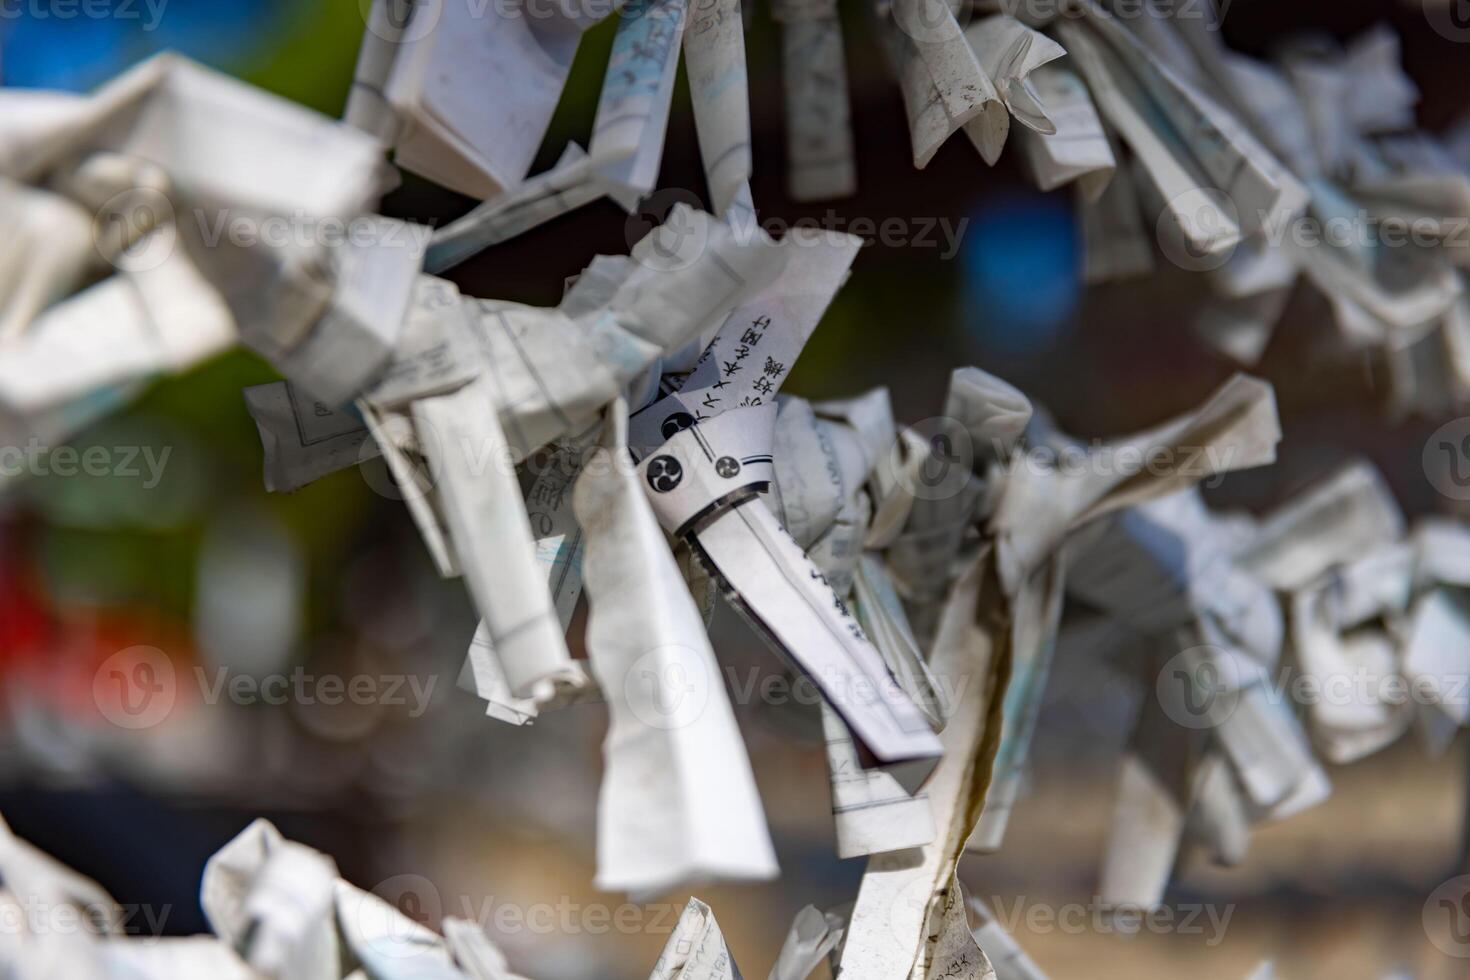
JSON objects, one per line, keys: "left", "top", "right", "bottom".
{"left": 0, "top": 52, "right": 411, "bottom": 450}
{"left": 1064, "top": 12, "right": 1466, "bottom": 392}
{"left": 1062, "top": 456, "right": 1470, "bottom": 906}
{"left": 838, "top": 371, "right": 1282, "bottom": 977}
{"left": 203, "top": 819, "right": 531, "bottom": 980}
{"left": 971, "top": 377, "right": 1283, "bottom": 856}
{"left": 988, "top": 373, "right": 1280, "bottom": 596}
{"left": 348, "top": 0, "right": 755, "bottom": 242}
{"left": 347, "top": 0, "right": 606, "bottom": 201}
{"left": 248, "top": 206, "right": 784, "bottom": 727}
{"left": 202, "top": 819, "right": 341, "bottom": 980}
{"left": 0, "top": 814, "right": 535, "bottom": 980}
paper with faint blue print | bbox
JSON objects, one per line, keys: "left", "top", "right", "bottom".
{"left": 683, "top": 0, "right": 752, "bottom": 215}
{"left": 592, "top": 0, "right": 690, "bottom": 209}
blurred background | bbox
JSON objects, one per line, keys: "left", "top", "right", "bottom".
{"left": 3, "top": 1, "right": 1470, "bottom": 977}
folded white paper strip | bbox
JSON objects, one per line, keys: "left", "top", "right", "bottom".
{"left": 348, "top": 0, "right": 605, "bottom": 199}
{"left": 575, "top": 399, "right": 778, "bottom": 894}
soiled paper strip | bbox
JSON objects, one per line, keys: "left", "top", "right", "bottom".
{"left": 968, "top": 553, "right": 1065, "bottom": 852}
{"left": 964, "top": 15, "right": 1067, "bottom": 164}
{"left": 845, "top": 372, "right": 1286, "bottom": 972}
{"left": 879, "top": 0, "right": 1003, "bottom": 169}
{"left": 575, "top": 400, "right": 777, "bottom": 895}
{"left": 835, "top": 374, "right": 1027, "bottom": 858}
{"left": 840, "top": 548, "right": 1002, "bottom": 980}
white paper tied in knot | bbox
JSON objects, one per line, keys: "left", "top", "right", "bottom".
{"left": 636, "top": 402, "right": 778, "bottom": 535}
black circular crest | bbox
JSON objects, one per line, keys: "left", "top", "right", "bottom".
{"left": 661, "top": 412, "right": 697, "bottom": 441}
{"left": 646, "top": 455, "right": 684, "bottom": 493}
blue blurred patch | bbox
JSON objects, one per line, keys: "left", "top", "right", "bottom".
{"left": 1, "top": 0, "right": 288, "bottom": 91}
{"left": 960, "top": 191, "right": 1080, "bottom": 358}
